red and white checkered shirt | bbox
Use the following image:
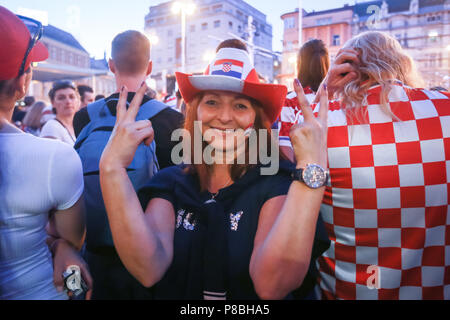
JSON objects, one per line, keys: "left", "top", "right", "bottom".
{"left": 280, "top": 82, "right": 450, "bottom": 299}
{"left": 279, "top": 87, "right": 341, "bottom": 147}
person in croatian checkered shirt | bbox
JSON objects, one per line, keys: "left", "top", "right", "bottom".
{"left": 277, "top": 39, "right": 329, "bottom": 145}
{"left": 281, "top": 31, "right": 450, "bottom": 300}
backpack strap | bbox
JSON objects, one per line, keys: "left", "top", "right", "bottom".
{"left": 75, "top": 98, "right": 169, "bottom": 150}
{"left": 135, "top": 100, "right": 169, "bottom": 172}
{"left": 74, "top": 99, "right": 111, "bottom": 150}
{"left": 136, "top": 99, "right": 169, "bottom": 121}
{"left": 86, "top": 98, "right": 110, "bottom": 120}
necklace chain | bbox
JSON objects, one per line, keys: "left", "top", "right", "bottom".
{"left": 210, "top": 177, "right": 232, "bottom": 199}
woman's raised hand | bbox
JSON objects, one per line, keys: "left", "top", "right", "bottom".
{"left": 289, "top": 79, "right": 328, "bottom": 170}
{"left": 99, "top": 82, "right": 154, "bottom": 172}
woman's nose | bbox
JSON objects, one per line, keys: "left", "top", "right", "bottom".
{"left": 217, "top": 105, "right": 233, "bottom": 123}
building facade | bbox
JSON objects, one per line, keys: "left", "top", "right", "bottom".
{"left": 352, "top": 0, "right": 450, "bottom": 88}
{"left": 279, "top": 6, "right": 353, "bottom": 88}
{"left": 279, "top": 0, "right": 450, "bottom": 89}
{"left": 144, "top": 0, "right": 274, "bottom": 93}
{"left": 30, "top": 24, "right": 114, "bottom": 102}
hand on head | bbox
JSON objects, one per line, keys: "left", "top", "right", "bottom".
{"left": 315, "top": 48, "right": 359, "bottom": 102}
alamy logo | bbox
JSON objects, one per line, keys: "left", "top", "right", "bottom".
{"left": 366, "top": 265, "right": 380, "bottom": 290}
{"left": 170, "top": 121, "right": 280, "bottom": 175}
{"left": 366, "top": 5, "right": 382, "bottom": 29}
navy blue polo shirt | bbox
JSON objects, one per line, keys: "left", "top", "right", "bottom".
{"left": 138, "top": 160, "right": 330, "bottom": 300}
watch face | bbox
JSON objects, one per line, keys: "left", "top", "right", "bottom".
{"left": 302, "top": 164, "right": 327, "bottom": 189}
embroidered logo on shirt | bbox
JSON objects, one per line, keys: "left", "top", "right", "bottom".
{"left": 183, "top": 212, "right": 197, "bottom": 231}
{"left": 230, "top": 211, "right": 244, "bottom": 231}
{"left": 176, "top": 209, "right": 185, "bottom": 229}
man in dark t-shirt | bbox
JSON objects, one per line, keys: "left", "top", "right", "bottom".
{"left": 73, "top": 30, "right": 183, "bottom": 300}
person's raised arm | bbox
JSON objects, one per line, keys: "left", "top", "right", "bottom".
{"left": 250, "top": 80, "right": 329, "bottom": 300}
{"left": 99, "top": 83, "right": 174, "bottom": 287}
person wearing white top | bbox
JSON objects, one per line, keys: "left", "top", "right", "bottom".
{"left": 40, "top": 118, "right": 76, "bottom": 145}
{"left": 0, "top": 7, "right": 91, "bottom": 300}
{"left": 40, "top": 81, "right": 79, "bottom": 146}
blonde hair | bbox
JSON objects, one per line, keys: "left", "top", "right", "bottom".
{"left": 22, "top": 101, "right": 46, "bottom": 129}
{"left": 336, "top": 31, "right": 424, "bottom": 121}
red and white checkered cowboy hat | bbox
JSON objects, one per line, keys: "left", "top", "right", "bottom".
{"left": 176, "top": 48, "right": 287, "bottom": 124}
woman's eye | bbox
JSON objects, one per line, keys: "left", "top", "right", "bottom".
{"left": 236, "top": 103, "right": 248, "bottom": 110}
{"left": 205, "top": 100, "right": 217, "bottom": 106}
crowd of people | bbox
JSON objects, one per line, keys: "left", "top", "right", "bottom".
{"left": 1, "top": 5, "right": 449, "bottom": 300}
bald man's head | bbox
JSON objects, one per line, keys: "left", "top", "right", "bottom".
{"left": 111, "top": 30, "right": 150, "bottom": 76}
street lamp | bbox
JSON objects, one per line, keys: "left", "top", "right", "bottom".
{"left": 148, "top": 34, "right": 159, "bottom": 46}
{"left": 172, "top": 1, "right": 196, "bottom": 73}
{"left": 203, "top": 50, "right": 216, "bottom": 63}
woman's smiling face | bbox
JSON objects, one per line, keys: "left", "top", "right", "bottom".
{"left": 197, "top": 90, "right": 256, "bottom": 152}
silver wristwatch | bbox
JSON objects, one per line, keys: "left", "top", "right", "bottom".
{"left": 292, "top": 164, "right": 330, "bottom": 189}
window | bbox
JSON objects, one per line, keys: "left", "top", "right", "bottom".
{"left": 286, "top": 41, "right": 293, "bottom": 51}
{"left": 316, "top": 17, "right": 332, "bottom": 26}
{"left": 284, "top": 17, "right": 295, "bottom": 30}
{"left": 212, "top": 4, "right": 223, "bottom": 12}
{"left": 229, "top": 21, "right": 233, "bottom": 29}
{"left": 190, "top": 25, "right": 196, "bottom": 32}
{"left": 428, "top": 30, "right": 438, "bottom": 42}
{"left": 50, "top": 46, "right": 56, "bottom": 59}
{"left": 332, "top": 35, "right": 340, "bottom": 46}
{"left": 148, "top": 19, "right": 154, "bottom": 26}
{"left": 168, "top": 29, "right": 173, "bottom": 37}
{"left": 202, "top": 22, "right": 208, "bottom": 30}
{"left": 157, "top": 18, "right": 164, "bottom": 24}
{"left": 201, "top": 7, "right": 210, "bottom": 14}
{"left": 430, "top": 54, "right": 436, "bottom": 67}
{"left": 214, "top": 20, "right": 221, "bottom": 28}
{"left": 56, "top": 48, "right": 62, "bottom": 61}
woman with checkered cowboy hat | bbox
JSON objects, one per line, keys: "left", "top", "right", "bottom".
{"left": 99, "top": 45, "right": 331, "bottom": 299}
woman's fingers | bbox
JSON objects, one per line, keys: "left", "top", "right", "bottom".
{"left": 116, "top": 86, "right": 128, "bottom": 124}
{"left": 125, "top": 82, "right": 147, "bottom": 122}
{"left": 334, "top": 51, "right": 360, "bottom": 66}
{"left": 123, "top": 120, "right": 154, "bottom": 146}
{"left": 137, "top": 125, "right": 155, "bottom": 146}
{"left": 293, "top": 79, "right": 313, "bottom": 122}
{"left": 133, "top": 119, "right": 152, "bottom": 131}
{"left": 318, "top": 85, "right": 329, "bottom": 122}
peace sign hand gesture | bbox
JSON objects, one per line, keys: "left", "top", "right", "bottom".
{"left": 99, "top": 82, "right": 154, "bottom": 173}
{"left": 289, "top": 79, "right": 328, "bottom": 170}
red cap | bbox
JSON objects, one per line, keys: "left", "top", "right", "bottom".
{"left": 0, "top": 6, "right": 49, "bottom": 81}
